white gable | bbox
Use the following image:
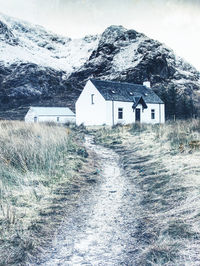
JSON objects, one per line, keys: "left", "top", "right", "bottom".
{"left": 76, "top": 80, "right": 107, "bottom": 126}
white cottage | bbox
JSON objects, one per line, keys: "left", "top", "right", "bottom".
{"left": 25, "top": 107, "right": 76, "bottom": 124}
{"left": 76, "top": 79, "right": 165, "bottom": 126}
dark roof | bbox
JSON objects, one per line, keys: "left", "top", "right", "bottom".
{"left": 90, "top": 79, "right": 164, "bottom": 104}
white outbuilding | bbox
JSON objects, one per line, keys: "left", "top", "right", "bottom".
{"left": 25, "top": 107, "right": 76, "bottom": 124}
{"left": 76, "top": 79, "right": 165, "bottom": 126}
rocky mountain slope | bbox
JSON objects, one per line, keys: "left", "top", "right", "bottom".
{"left": 0, "top": 13, "right": 200, "bottom": 119}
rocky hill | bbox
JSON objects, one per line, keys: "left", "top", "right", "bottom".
{"left": 0, "top": 13, "right": 200, "bottom": 120}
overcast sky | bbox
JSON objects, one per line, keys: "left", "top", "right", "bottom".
{"left": 1, "top": 0, "right": 200, "bottom": 70}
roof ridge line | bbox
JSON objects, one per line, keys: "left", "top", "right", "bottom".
{"left": 90, "top": 78, "right": 145, "bottom": 87}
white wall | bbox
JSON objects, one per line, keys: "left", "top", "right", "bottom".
{"left": 105, "top": 101, "right": 135, "bottom": 125}
{"left": 105, "top": 101, "right": 165, "bottom": 125}
{"left": 139, "top": 103, "right": 165, "bottom": 124}
{"left": 76, "top": 80, "right": 107, "bottom": 125}
{"left": 37, "top": 116, "right": 75, "bottom": 123}
{"left": 160, "top": 104, "right": 165, "bottom": 123}
{"left": 75, "top": 80, "right": 165, "bottom": 125}
{"left": 25, "top": 110, "right": 75, "bottom": 124}
{"left": 24, "top": 108, "right": 35, "bottom": 122}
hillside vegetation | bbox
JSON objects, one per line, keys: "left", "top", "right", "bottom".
{"left": 0, "top": 121, "right": 96, "bottom": 265}
{"left": 93, "top": 120, "right": 200, "bottom": 265}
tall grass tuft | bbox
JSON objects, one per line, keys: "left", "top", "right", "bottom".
{"left": 0, "top": 121, "right": 89, "bottom": 264}
{"left": 92, "top": 119, "right": 200, "bottom": 264}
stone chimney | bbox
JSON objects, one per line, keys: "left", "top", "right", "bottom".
{"left": 143, "top": 81, "right": 151, "bottom": 88}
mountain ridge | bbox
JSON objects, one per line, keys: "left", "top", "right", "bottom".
{"left": 0, "top": 14, "right": 200, "bottom": 120}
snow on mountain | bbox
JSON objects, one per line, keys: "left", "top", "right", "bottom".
{"left": 0, "top": 14, "right": 200, "bottom": 119}
{"left": 112, "top": 39, "right": 144, "bottom": 72}
{"left": 0, "top": 13, "right": 99, "bottom": 74}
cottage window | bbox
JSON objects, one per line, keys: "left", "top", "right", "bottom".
{"left": 57, "top": 117, "right": 60, "bottom": 122}
{"left": 118, "top": 108, "right": 123, "bottom": 119}
{"left": 151, "top": 109, "right": 155, "bottom": 119}
{"left": 91, "top": 94, "right": 94, "bottom": 104}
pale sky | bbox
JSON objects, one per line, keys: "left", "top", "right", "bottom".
{"left": 1, "top": 0, "right": 200, "bottom": 70}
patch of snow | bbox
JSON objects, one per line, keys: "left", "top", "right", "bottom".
{"left": 112, "top": 41, "right": 143, "bottom": 72}
{"left": 0, "top": 38, "right": 99, "bottom": 73}
{"left": 0, "top": 13, "right": 99, "bottom": 74}
{"left": 10, "top": 85, "right": 42, "bottom": 97}
{"left": 174, "top": 78, "right": 189, "bottom": 85}
{"left": 177, "top": 68, "right": 198, "bottom": 79}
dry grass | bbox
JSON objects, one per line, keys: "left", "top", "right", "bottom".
{"left": 92, "top": 120, "right": 200, "bottom": 265}
{"left": 1, "top": 120, "right": 199, "bottom": 264}
{"left": 0, "top": 121, "right": 91, "bottom": 265}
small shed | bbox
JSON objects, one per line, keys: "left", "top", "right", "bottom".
{"left": 25, "top": 107, "right": 76, "bottom": 124}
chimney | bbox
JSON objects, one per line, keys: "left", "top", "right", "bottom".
{"left": 143, "top": 81, "right": 151, "bottom": 88}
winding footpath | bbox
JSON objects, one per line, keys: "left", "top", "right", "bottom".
{"left": 35, "top": 136, "right": 141, "bottom": 265}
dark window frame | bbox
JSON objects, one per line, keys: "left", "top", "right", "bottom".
{"left": 151, "top": 109, "right": 155, "bottom": 119}
{"left": 91, "top": 94, "right": 95, "bottom": 104}
{"left": 118, "top": 108, "right": 123, "bottom": 119}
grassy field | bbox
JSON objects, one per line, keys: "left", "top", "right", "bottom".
{"left": 0, "top": 121, "right": 97, "bottom": 265}
{"left": 92, "top": 120, "right": 200, "bottom": 265}
{"left": 1, "top": 120, "right": 200, "bottom": 265}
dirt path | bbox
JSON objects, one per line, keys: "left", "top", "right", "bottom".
{"left": 33, "top": 136, "right": 141, "bottom": 265}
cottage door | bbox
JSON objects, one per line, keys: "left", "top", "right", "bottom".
{"left": 135, "top": 108, "right": 141, "bottom": 122}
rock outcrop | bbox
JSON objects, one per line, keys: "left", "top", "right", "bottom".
{"left": 0, "top": 15, "right": 199, "bottom": 120}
